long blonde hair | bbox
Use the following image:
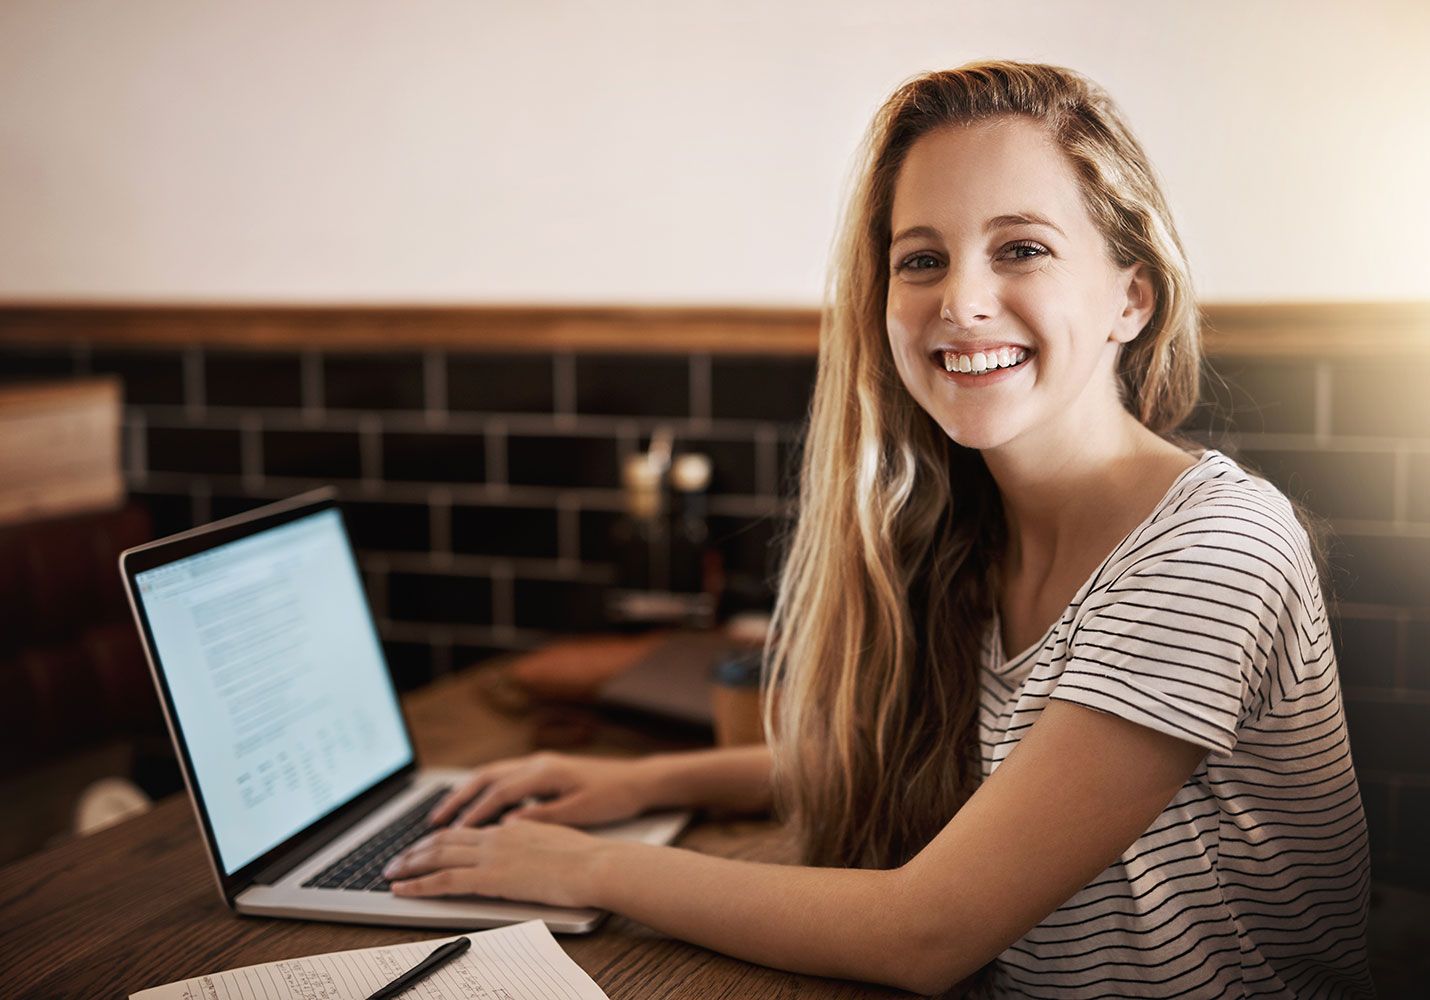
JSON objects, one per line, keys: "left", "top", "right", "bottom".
{"left": 763, "top": 61, "right": 1204, "bottom": 869}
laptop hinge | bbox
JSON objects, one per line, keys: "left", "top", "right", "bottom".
{"left": 248, "top": 775, "right": 416, "bottom": 886}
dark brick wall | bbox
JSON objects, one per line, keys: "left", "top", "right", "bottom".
{"left": 0, "top": 342, "right": 810, "bottom": 693}
{"left": 1, "top": 339, "right": 1425, "bottom": 891}
{"left": 1189, "top": 355, "right": 1430, "bottom": 892}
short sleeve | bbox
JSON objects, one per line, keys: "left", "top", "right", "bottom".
{"left": 1052, "top": 494, "right": 1313, "bottom": 760}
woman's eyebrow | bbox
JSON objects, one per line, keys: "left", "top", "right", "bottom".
{"left": 984, "top": 212, "right": 1067, "bottom": 237}
{"left": 889, "top": 212, "right": 1067, "bottom": 248}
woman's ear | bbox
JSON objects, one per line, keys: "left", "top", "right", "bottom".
{"left": 1110, "top": 263, "right": 1156, "bottom": 345}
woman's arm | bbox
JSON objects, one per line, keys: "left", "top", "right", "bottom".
{"left": 635, "top": 743, "right": 774, "bottom": 814}
{"left": 388, "top": 702, "right": 1205, "bottom": 995}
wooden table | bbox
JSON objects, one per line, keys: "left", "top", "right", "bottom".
{"left": 0, "top": 651, "right": 910, "bottom": 999}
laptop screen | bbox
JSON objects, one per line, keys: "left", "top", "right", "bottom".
{"left": 133, "top": 508, "right": 413, "bottom": 875}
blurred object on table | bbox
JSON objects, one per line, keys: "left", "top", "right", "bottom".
{"left": 491, "top": 616, "right": 771, "bottom": 744}
{"left": 711, "top": 649, "right": 767, "bottom": 747}
{"left": 0, "top": 377, "right": 123, "bottom": 527}
{"left": 607, "top": 426, "right": 721, "bottom": 630}
{"left": 505, "top": 631, "right": 669, "bottom": 703}
{"left": 0, "top": 502, "right": 164, "bottom": 774}
{"left": 597, "top": 614, "right": 769, "bottom": 731}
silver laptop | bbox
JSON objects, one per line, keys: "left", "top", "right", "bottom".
{"left": 119, "top": 488, "right": 689, "bottom": 932}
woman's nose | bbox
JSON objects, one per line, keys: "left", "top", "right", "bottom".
{"left": 939, "top": 261, "right": 996, "bottom": 329}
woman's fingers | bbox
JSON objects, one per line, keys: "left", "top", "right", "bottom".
{"left": 386, "top": 842, "right": 473, "bottom": 879}
{"left": 507, "top": 793, "right": 585, "bottom": 825}
{"left": 455, "top": 772, "right": 561, "bottom": 827}
{"left": 386, "top": 828, "right": 503, "bottom": 898}
{"left": 391, "top": 867, "right": 487, "bottom": 898}
{"left": 429, "top": 767, "right": 504, "bottom": 825}
{"left": 432, "top": 754, "right": 568, "bottom": 826}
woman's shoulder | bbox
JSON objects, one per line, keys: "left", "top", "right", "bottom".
{"left": 1093, "top": 448, "right": 1320, "bottom": 604}
{"left": 1141, "top": 448, "right": 1310, "bottom": 558}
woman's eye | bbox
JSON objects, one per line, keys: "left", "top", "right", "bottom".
{"left": 1001, "top": 241, "right": 1049, "bottom": 261}
{"left": 894, "top": 253, "right": 942, "bottom": 273}
{"left": 894, "top": 242, "right": 1049, "bottom": 274}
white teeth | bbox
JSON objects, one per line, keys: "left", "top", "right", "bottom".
{"left": 940, "top": 347, "right": 1030, "bottom": 375}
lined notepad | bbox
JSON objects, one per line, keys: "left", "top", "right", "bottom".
{"left": 129, "top": 919, "right": 610, "bottom": 1000}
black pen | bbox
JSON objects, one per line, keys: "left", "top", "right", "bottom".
{"left": 363, "top": 936, "right": 472, "bottom": 1000}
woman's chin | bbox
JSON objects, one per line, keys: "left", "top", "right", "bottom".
{"left": 936, "top": 419, "right": 1019, "bottom": 452}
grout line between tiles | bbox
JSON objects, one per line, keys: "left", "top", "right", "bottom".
{"left": 492, "top": 562, "right": 514, "bottom": 629}
{"left": 1392, "top": 446, "right": 1410, "bottom": 528}
{"left": 359, "top": 415, "right": 383, "bottom": 492}
{"left": 425, "top": 350, "right": 447, "bottom": 426}
{"left": 485, "top": 418, "right": 507, "bottom": 488}
{"left": 1314, "top": 361, "right": 1333, "bottom": 443}
{"left": 184, "top": 347, "right": 206, "bottom": 419}
{"left": 302, "top": 350, "right": 323, "bottom": 419}
{"left": 554, "top": 353, "right": 576, "bottom": 417}
{"left": 240, "top": 413, "right": 263, "bottom": 491}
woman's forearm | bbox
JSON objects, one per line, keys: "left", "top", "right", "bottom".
{"left": 588, "top": 841, "right": 945, "bottom": 995}
{"left": 635, "top": 744, "right": 774, "bottom": 814}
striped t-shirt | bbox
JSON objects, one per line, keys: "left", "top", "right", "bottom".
{"left": 977, "top": 448, "right": 1373, "bottom": 998}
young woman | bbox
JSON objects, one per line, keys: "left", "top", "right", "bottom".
{"left": 383, "top": 62, "right": 1373, "bottom": 997}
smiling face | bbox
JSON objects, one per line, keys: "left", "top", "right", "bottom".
{"left": 884, "top": 116, "right": 1153, "bottom": 454}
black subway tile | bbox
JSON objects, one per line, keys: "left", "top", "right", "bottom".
{"left": 512, "top": 578, "right": 608, "bottom": 631}
{"left": 579, "top": 508, "right": 624, "bottom": 563}
{"left": 711, "top": 357, "right": 815, "bottom": 424}
{"left": 1331, "top": 359, "right": 1430, "bottom": 437}
{"left": 1343, "top": 698, "right": 1430, "bottom": 773}
{"left": 382, "top": 639, "right": 435, "bottom": 691}
{"left": 1239, "top": 449, "right": 1396, "bottom": 522}
{"left": 387, "top": 571, "right": 493, "bottom": 625}
{"left": 708, "top": 512, "right": 792, "bottom": 609}
{"left": 90, "top": 348, "right": 185, "bottom": 405}
{"left": 0, "top": 344, "right": 76, "bottom": 382}
{"left": 451, "top": 504, "right": 559, "bottom": 558}
{"left": 206, "top": 350, "right": 303, "bottom": 408}
{"left": 324, "top": 354, "right": 425, "bottom": 411}
{"left": 148, "top": 427, "right": 242, "bottom": 475}
{"left": 777, "top": 431, "right": 805, "bottom": 498}
{"left": 1405, "top": 622, "right": 1430, "bottom": 691}
{"left": 575, "top": 354, "right": 688, "bottom": 418}
{"left": 1333, "top": 616, "right": 1398, "bottom": 690}
{"left": 1399, "top": 785, "right": 1430, "bottom": 860}
{"left": 1331, "top": 534, "right": 1430, "bottom": 609}
{"left": 1369, "top": 855, "right": 1430, "bottom": 894}
{"left": 448, "top": 354, "right": 554, "bottom": 413}
{"left": 1357, "top": 779, "right": 1390, "bottom": 855}
{"left": 1188, "top": 358, "right": 1317, "bottom": 436}
{"left": 507, "top": 434, "right": 619, "bottom": 488}
{"left": 210, "top": 494, "right": 274, "bottom": 521}
{"left": 383, "top": 432, "right": 486, "bottom": 483}
{"left": 132, "top": 491, "right": 195, "bottom": 539}
{"left": 263, "top": 429, "right": 362, "bottom": 480}
{"left": 340, "top": 500, "right": 431, "bottom": 552}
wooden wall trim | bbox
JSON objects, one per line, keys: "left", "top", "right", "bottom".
{"left": 0, "top": 301, "right": 1426, "bottom": 356}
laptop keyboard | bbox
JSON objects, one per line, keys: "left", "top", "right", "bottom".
{"left": 301, "top": 785, "right": 451, "bottom": 893}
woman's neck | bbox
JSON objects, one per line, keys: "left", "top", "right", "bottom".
{"left": 985, "top": 409, "right": 1187, "bottom": 589}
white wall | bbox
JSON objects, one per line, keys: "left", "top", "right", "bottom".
{"left": 1, "top": 0, "right": 1426, "bottom": 305}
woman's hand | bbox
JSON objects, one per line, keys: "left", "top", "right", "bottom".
{"left": 427, "top": 751, "right": 656, "bottom": 828}
{"left": 384, "top": 817, "right": 616, "bottom": 909}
